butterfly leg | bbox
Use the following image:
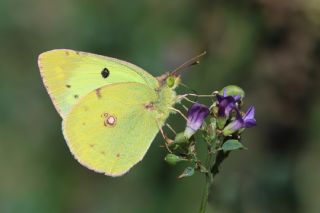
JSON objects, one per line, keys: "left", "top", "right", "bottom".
{"left": 156, "top": 120, "right": 173, "bottom": 153}
{"left": 168, "top": 107, "right": 188, "bottom": 121}
{"left": 181, "top": 96, "right": 197, "bottom": 104}
{"left": 166, "top": 123, "right": 177, "bottom": 135}
{"left": 177, "top": 93, "right": 216, "bottom": 103}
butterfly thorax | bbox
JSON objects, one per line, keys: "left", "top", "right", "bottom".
{"left": 152, "top": 75, "right": 180, "bottom": 122}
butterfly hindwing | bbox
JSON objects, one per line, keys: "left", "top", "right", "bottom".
{"left": 38, "top": 49, "right": 158, "bottom": 118}
{"left": 62, "top": 82, "right": 162, "bottom": 176}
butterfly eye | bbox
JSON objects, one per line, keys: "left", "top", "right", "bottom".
{"left": 166, "top": 76, "right": 175, "bottom": 88}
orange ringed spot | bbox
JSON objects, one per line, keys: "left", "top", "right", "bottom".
{"left": 104, "top": 115, "right": 117, "bottom": 127}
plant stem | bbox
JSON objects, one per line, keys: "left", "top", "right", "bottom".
{"left": 199, "top": 172, "right": 213, "bottom": 213}
{"left": 199, "top": 140, "right": 215, "bottom": 213}
{"left": 198, "top": 150, "right": 230, "bottom": 213}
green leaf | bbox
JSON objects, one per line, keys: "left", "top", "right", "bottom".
{"left": 178, "top": 167, "right": 194, "bottom": 179}
{"left": 221, "top": 139, "right": 246, "bottom": 152}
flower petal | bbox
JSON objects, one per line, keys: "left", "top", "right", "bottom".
{"left": 184, "top": 103, "right": 210, "bottom": 138}
{"left": 244, "top": 106, "right": 255, "bottom": 120}
{"left": 223, "top": 106, "right": 256, "bottom": 135}
{"left": 217, "top": 96, "right": 236, "bottom": 117}
{"left": 244, "top": 119, "right": 256, "bottom": 128}
{"left": 222, "top": 119, "right": 243, "bottom": 136}
{"left": 234, "top": 95, "right": 241, "bottom": 101}
{"left": 243, "top": 106, "right": 256, "bottom": 127}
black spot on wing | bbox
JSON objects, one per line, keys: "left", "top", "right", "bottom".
{"left": 101, "top": 68, "right": 110, "bottom": 79}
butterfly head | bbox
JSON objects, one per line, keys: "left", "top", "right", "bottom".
{"left": 157, "top": 51, "right": 206, "bottom": 89}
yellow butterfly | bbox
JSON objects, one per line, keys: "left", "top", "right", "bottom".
{"left": 38, "top": 49, "right": 202, "bottom": 176}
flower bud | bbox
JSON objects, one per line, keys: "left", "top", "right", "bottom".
{"left": 207, "top": 118, "right": 217, "bottom": 140}
{"left": 216, "top": 90, "right": 239, "bottom": 120}
{"left": 219, "top": 85, "right": 245, "bottom": 99}
{"left": 164, "top": 154, "right": 185, "bottom": 165}
{"left": 184, "top": 103, "right": 210, "bottom": 139}
{"left": 222, "top": 106, "right": 256, "bottom": 136}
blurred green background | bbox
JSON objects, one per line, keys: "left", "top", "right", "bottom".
{"left": 1, "top": 0, "right": 320, "bottom": 212}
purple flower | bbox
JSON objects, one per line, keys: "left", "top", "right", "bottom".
{"left": 217, "top": 90, "right": 240, "bottom": 117}
{"left": 184, "top": 103, "right": 210, "bottom": 138}
{"left": 222, "top": 106, "right": 256, "bottom": 136}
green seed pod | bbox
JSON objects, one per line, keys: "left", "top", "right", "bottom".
{"left": 174, "top": 132, "right": 188, "bottom": 144}
{"left": 219, "top": 85, "right": 245, "bottom": 99}
{"left": 164, "top": 154, "right": 184, "bottom": 165}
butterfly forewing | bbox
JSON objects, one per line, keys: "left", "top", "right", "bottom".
{"left": 38, "top": 49, "right": 158, "bottom": 118}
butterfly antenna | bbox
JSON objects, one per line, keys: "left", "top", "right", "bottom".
{"left": 171, "top": 51, "right": 207, "bottom": 76}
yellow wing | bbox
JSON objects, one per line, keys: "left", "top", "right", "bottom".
{"left": 62, "top": 82, "right": 163, "bottom": 176}
{"left": 38, "top": 49, "right": 158, "bottom": 118}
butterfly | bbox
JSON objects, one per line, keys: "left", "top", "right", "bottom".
{"left": 38, "top": 49, "right": 204, "bottom": 176}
